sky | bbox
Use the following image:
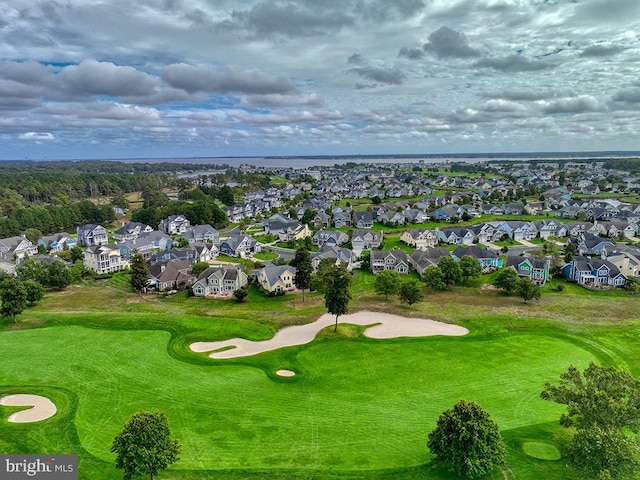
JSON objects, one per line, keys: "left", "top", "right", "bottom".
{"left": 2, "top": 0, "right": 640, "bottom": 160}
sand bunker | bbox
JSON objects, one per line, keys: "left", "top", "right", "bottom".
{"left": 0, "top": 394, "right": 57, "bottom": 423}
{"left": 191, "top": 311, "right": 468, "bottom": 359}
{"left": 275, "top": 370, "right": 296, "bottom": 377}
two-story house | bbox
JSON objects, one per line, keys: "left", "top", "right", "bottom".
{"left": 370, "top": 249, "right": 410, "bottom": 275}
{"left": 158, "top": 215, "right": 191, "bottom": 235}
{"left": 351, "top": 229, "right": 383, "bottom": 251}
{"left": 191, "top": 266, "right": 249, "bottom": 296}
{"left": 83, "top": 244, "right": 129, "bottom": 274}
{"left": 255, "top": 265, "right": 297, "bottom": 294}
{"left": 77, "top": 224, "right": 108, "bottom": 246}
{"left": 505, "top": 256, "right": 551, "bottom": 285}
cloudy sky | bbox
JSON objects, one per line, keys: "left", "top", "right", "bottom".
{"left": 2, "top": 0, "right": 640, "bottom": 159}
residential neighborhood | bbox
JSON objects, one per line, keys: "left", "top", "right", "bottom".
{"left": 1, "top": 159, "right": 639, "bottom": 297}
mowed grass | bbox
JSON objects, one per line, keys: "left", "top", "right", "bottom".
{"left": 1, "top": 272, "right": 640, "bottom": 479}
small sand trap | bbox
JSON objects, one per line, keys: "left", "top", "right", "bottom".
{"left": 0, "top": 394, "right": 57, "bottom": 423}
{"left": 191, "top": 311, "right": 468, "bottom": 359}
{"left": 276, "top": 370, "right": 296, "bottom": 377}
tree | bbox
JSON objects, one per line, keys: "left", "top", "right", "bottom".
{"left": 374, "top": 270, "right": 400, "bottom": 298}
{"left": 541, "top": 363, "right": 640, "bottom": 431}
{"left": 493, "top": 268, "right": 519, "bottom": 294}
{"left": 23, "top": 228, "right": 42, "bottom": 245}
{"left": 23, "top": 280, "right": 44, "bottom": 306}
{"left": 45, "top": 260, "right": 72, "bottom": 290}
{"left": 218, "top": 185, "right": 235, "bottom": 206}
{"left": 129, "top": 251, "right": 150, "bottom": 294}
{"left": 437, "top": 256, "right": 462, "bottom": 287}
{"left": 516, "top": 277, "right": 541, "bottom": 303}
{"left": 111, "top": 411, "right": 181, "bottom": 480}
{"left": 324, "top": 264, "right": 352, "bottom": 332}
{"left": 0, "top": 276, "right": 28, "bottom": 322}
{"left": 291, "top": 248, "right": 312, "bottom": 302}
{"left": 421, "top": 265, "right": 446, "bottom": 291}
{"left": 459, "top": 255, "right": 482, "bottom": 284}
{"left": 427, "top": 400, "right": 506, "bottom": 479}
{"left": 541, "top": 363, "right": 640, "bottom": 480}
{"left": 563, "top": 426, "right": 640, "bottom": 480}
{"left": 398, "top": 278, "right": 424, "bottom": 307}
{"left": 233, "top": 288, "right": 248, "bottom": 303}
{"left": 70, "top": 245, "right": 85, "bottom": 263}
{"left": 191, "top": 262, "right": 210, "bottom": 277}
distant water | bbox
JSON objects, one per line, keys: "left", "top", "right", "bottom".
{"left": 114, "top": 151, "right": 640, "bottom": 169}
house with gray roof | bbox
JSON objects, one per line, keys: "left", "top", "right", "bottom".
{"left": 255, "top": 265, "right": 297, "bottom": 294}
{"left": 77, "top": 224, "right": 108, "bottom": 246}
{"left": 191, "top": 265, "right": 249, "bottom": 296}
{"left": 505, "top": 256, "right": 550, "bottom": 286}
{"left": 0, "top": 236, "right": 38, "bottom": 262}
{"left": 370, "top": 249, "right": 409, "bottom": 275}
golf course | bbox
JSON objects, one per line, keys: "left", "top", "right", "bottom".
{"left": 1, "top": 271, "right": 638, "bottom": 479}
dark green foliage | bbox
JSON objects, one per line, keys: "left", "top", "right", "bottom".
{"left": 0, "top": 276, "right": 28, "bottom": 322}
{"left": 427, "top": 399, "right": 506, "bottom": 478}
{"left": 17, "top": 259, "right": 71, "bottom": 290}
{"left": 398, "top": 278, "right": 424, "bottom": 307}
{"left": 324, "top": 264, "right": 352, "bottom": 332}
{"left": 542, "top": 363, "right": 640, "bottom": 480}
{"left": 563, "top": 426, "right": 640, "bottom": 480}
{"left": 493, "top": 268, "right": 519, "bottom": 294}
{"left": 130, "top": 251, "right": 150, "bottom": 293}
{"left": 111, "top": 411, "right": 181, "bottom": 480}
{"left": 233, "top": 288, "right": 248, "bottom": 303}
{"left": 23, "top": 228, "right": 42, "bottom": 244}
{"left": 541, "top": 363, "right": 640, "bottom": 431}
{"left": 437, "top": 256, "right": 462, "bottom": 287}
{"left": 190, "top": 262, "right": 210, "bottom": 277}
{"left": 23, "top": 280, "right": 45, "bottom": 306}
{"left": 132, "top": 199, "right": 228, "bottom": 230}
{"left": 374, "top": 270, "right": 400, "bottom": 298}
{"left": 516, "top": 277, "right": 541, "bottom": 303}
{"left": 218, "top": 185, "right": 235, "bottom": 206}
{"left": 460, "top": 255, "right": 482, "bottom": 283}
{"left": 421, "top": 265, "right": 446, "bottom": 291}
{"left": 291, "top": 248, "right": 312, "bottom": 301}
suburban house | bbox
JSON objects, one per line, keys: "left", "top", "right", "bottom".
{"left": 0, "top": 235, "right": 38, "bottom": 262}
{"left": 185, "top": 224, "right": 220, "bottom": 244}
{"left": 77, "top": 224, "right": 108, "bottom": 246}
{"left": 534, "top": 220, "right": 569, "bottom": 240}
{"left": 148, "top": 260, "right": 195, "bottom": 291}
{"left": 351, "top": 229, "right": 383, "bottom": 251}
{"left": 255, "top": 265, "right": 297, "bottom": 294}
{"left": 401, "top": 229, "right": 438, "bottom": 250}
{"left": 562, "top": 256, "right": 626, "bottom": 288}
{"left": 191, "top": 265, "right": 249, "bottom": 296}
{"left": 353, "top": 211, "right": 374, "bottom": 229}
{"left": 311, "top": 246, "right": 356, "bottom": 271}
{"left": 370, "top": 249, "right": 410, "bottom": 275}
{"left": 333, "top": 211, "right": 352, "bottom": 228}
{"left": 313, "top": 211, "right": 332, "bottom": 229}
{"left": 218, "top": 233, "right": 260, "bottom": 258}
{"left": 38, "top": 232, "right": 77, "bottom": 252}
{"left": 408, "top": 248, "right": 451, "bottom": 276}
{"left": 113, "top": 222, "right": 154, "bottom": 241}
{"left": 118, "top": 231, "right": 173, "bottom": 260}
{"left": 505, "top": 256, "right": 551, "bottom": 285}
{"left": 452, "top": 245, "right": 503, "bottom": 269}
{"left": 606, "top": 248, "right": 640, "bottom": 278}
{"left": 312, "top": 230, "right": 349, "bottom": 247}
{"left": 571, "top": 232, "right": 615, "bottom": 256}
{"left": 158, "top": 215, "right": 191, "bottom": 235}
{"left": 83, "top": 244, "right": 129, "bottom": 274}
{"left": 437, "top": 227, "right": 475, "bottom": 245}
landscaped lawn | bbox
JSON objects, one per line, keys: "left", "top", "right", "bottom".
{"left": 1, "top": 273, "right": 639, "bottom": 480}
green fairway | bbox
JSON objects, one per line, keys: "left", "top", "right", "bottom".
{"left": 1, "top": 275, "right": 639, "bottom": 479}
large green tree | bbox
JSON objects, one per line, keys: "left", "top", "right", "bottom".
{"left": 324, "top": 264, "right": 352, "bottom": 332}
{"left": 291, "top": 248, "right": 312, "bottom": 302}
{"left": 0, "top": 276, "right": 28, "bottom": 322}
{"left": 459, "top": 255, "right": 482, "bottom": 284}
{"left": 493, "top": 268, "right": 519, "bottom": 294}
{"left": 111, "top": 411, "right": 181, "bottom": 480}
{"left": 437, "top": 256, "right": 462, "bottom": 287}
{"left": 516, "top": 277, "right": 541, "bottom": 303}
{"left": 130, "top": 251, "right": 150, "bottom": 294}
{"left": 541, "top": 363, "right": 640, "bottom": 480}
{"left": 374, "top": 270, "right": 400, "bottom": 298}
{"left": 421, "top": 265, "right": 446, "bottom": 291}
{"left": 398, "top": 278, "right": 424, "bottom": 307}
{"left": 427, "top": 399, "right": 506, "bottom": 478}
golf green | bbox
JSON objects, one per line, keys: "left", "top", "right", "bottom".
{"left": 0, "top": 324, "right": 596, "bottom": 472}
